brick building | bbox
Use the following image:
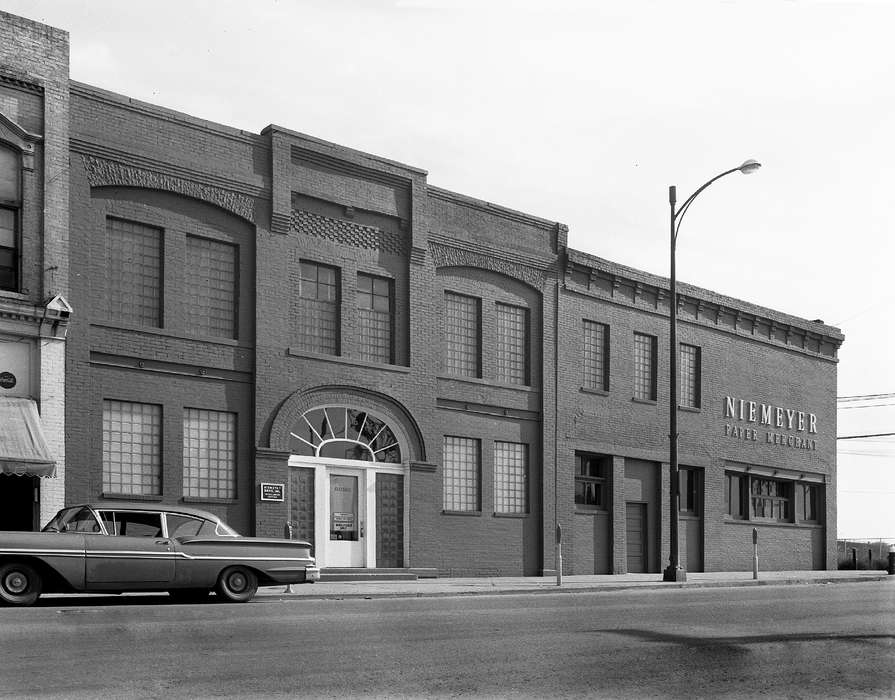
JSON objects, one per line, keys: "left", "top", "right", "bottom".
{"left": 1, "top": 11, "right": 844, "bottom": 574}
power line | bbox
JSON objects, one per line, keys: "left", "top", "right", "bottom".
{"left": 838, "top": 402, "right": 895, "bottom": 410}
{"left": 838, "top": 393, "right": 895, "bottom": 402}
{"left": 837, "top": 432, "right": 895, "bottom": 440}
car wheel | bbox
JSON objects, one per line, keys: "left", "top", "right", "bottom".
{"left": 168, "top": 588, "right": 211, "bottom": 603}
{"left": 0, "top": 562, "right": 43, "bottom": 607}
{"left": 215, "top": 566, "right": 258, "bottom": 603}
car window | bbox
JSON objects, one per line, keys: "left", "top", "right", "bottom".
{"left": 166, "top": 514, "right": 205, "bottom": 538}
{"left": 44, "top": 507, "right": 101, "bottom": 533}
{"left": 97, "top": 511, "right": 163, "bottom": 537}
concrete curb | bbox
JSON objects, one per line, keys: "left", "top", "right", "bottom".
{"left": 258, "top": 572, "right": 892, "bottom": 602}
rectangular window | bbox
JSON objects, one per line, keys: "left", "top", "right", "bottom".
{"left": 183, "top": 408, "right": 237, "bottom": 500}
{"left": 679, "top": 344, "right": 701, "bottom": 409}
{"left": 298, "top": 260, "right": 340, "bottom": 355}
{"left": 0, "top": 207, "right": 16, "bottom": 291}
{"left": 582, "top": 320, "right": 609, "bottom": 391}
{"left": 444, "top": 292, "right": 481, "bottom": 378}
{"left": 494, "top": 441, "right": 528, "bottom": 514}
{"left": 105, "top": 218, "right": 163, "bottom": 327}
{"left": 102, "top": 400, "right": 162, "bottom": 496}
{"left": 575, "top": 454, "right": 608, "bottom": 510}
{"left": 186, "top": 236, "right": 238, "bottom": 339}
{"left": 633, "top": 332, "right": 657, "bottom": 401}
{"left": 442, "top": 436, "right": 480, "bottom": 512}
{"left": 496, "top": 303, "right": 528, "bottom": 385}
{"left": 357, "top": 273, "right": 394, "bottom": 364}
{"left": 0, "top": 146, "right": 20, "bottom": 292}
{"left": 750, "top": 477, "right": 793, "bottom": 522}
{"left": 726, "top": 472, "right": 747, "bottom": 519}
{"left": 679, "top": 467, "right": 701, "bottom": 515}
{"left": 802, "top": 483, "right": 820, "bottom": 522}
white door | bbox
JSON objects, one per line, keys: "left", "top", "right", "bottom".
{"left": 327, "top": 469, "right": 365, "bottom": 567}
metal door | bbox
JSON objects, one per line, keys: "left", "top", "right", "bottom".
{"left": 625, "top": 502, "right": 647, "bottom": 573}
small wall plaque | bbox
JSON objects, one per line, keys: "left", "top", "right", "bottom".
{"left": 260, "top": 482, "right": 284, "bottom": 502}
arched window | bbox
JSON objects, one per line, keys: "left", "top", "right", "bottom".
{"left": 289, "top": 406, "right": 402, "bottom": 464}
{"left": 0, "top": 144, "right": 21, "bottom": 291}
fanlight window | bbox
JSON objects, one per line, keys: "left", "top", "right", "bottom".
{"left": 289, "top": 406, "right": 401, "bottom": 463}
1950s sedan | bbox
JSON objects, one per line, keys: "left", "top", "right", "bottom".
{"left": 0, "top": 502, "right": 319, "bottom": 606}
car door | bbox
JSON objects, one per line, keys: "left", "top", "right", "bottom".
{"left": 84, "top": 509, "right": 175, "bottom": 589}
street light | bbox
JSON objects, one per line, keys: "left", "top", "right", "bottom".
{"left": 663, "top": 159, "right": 761, "bottom": 583}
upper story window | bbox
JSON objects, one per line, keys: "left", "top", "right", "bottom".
{"left": 444, "top": 292, "right": 481, "bottom": 378}
{"left": 582, "top": 320, "right": 609, "bottom": 391}
{"left": 186, "top": 235, "right": 238, "bottom": 339}
{"left": 105, "top": 217, "right": 163, "bottom": 327}
{"left": 0, "top": 144, "right": 20, "bottom": 292}
{"left": 679, "top": 344, "right": 701, "bottom": 409}
{"left": 298, "top": 260, "right": 340, "bottom": 355}
{"left": 496, "top": 303, "right": 529, "bottom": 385}
{"left": 633, "top": 332, "right": 657, "bottom": 401}
{"left": 357, "top": 273, "right": 394, "bottom": 364}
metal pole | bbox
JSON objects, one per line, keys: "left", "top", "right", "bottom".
{"left": 752, "top": 528, "right": 759, "bottom": 580}
{"left": 556, "top": 524, "right": 563, "bottom": 586}
{"left": 664, "top": 185, "right": 685, "bottom": 582}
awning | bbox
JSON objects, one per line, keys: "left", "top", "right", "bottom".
{"left": 0, "top": 397, "right": 56, "bottom": 478}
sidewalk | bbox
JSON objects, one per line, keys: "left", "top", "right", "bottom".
{"left": 259, "top": 569, "right": 892, "bottom": 601}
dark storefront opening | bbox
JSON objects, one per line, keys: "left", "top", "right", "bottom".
{"left": 0, "top": 474, "right": 38, "bottom": 530}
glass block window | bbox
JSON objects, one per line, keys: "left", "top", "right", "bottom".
{"left": 183, "top": 408, "right": 236, "bottom": 500}
{"left": 444, "top": 292, "right": 481, "bottom": 378}
{"left": 105, "top": 218, "right": 163, "bottom": 326}
{"left": 443, "top": 436, "right": 480, "bottom": 512}
{"left": 298, "top": 261, "right": 340, "bottom": 355}
{"left": 575, "top": 454, "right": 608, "bottom": 510}
{"left": 496, "top": 303, "right": 528, "bottom": 385}
{"left": 679, "top": 344, "right": 701, "bottom": 408}
{"left": 186, "top": 236, "right": 238, "bottom": 339}
{"left": 102, "top": 400, "right": 162, "bottom": 496}
{"left": 633, "top": 332, "right": 657, "bottom": 401}
{"left": 582, "top": 320, "right": 609, "bottom": 391}
{"left": 494, "top": 441, "right": 528, "bottom": 514}
{"left": 357, "top": 273, "right": 393, "bottom": 364}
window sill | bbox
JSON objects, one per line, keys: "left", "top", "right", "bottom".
{"left": 101, "top": 492, "right": 163, "bottom": 502}
{"left": 288, "top": 347, "right": 411, "bottom": 374}
{"left": 678, "top": 405, "right": 702, "bottom": 413}
{"left": 182, "top": 497, "right": 238, "bottom": 505}
{"left": 493, "top": 512, "right": 528, "bottom": 519}
{"left": 437, "top": 375, "right": 536, "bottom": 393}
{"left": 580, "top": 387, "right": 609, "bottom": 396}
{"left": 90, "top": 322, "right": 245, "bottom": 347}
{"left": 632, "top": 397, "right": 657, "bottom": 405}
{"left": 724, "top": 518, "right": 823, "bottom": 529}
{"left": 0, "top": 289, "right": 29, "bottom": 302}
{"left": 574, "top": 508, "right": 608, "bottom": 516}
{"left": 441, "top": 510, "right": 482, "bottom": 517}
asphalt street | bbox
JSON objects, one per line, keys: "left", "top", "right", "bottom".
{"left": 0, "top": 580, "right": 893, "bottom": 699}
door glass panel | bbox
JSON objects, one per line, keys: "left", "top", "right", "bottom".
{"left": 330, "top": 475, "right": 358, "bottom": 541}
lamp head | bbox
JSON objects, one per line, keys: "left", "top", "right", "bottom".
{"left": 738, "top": 159, "right": 762, "bottom": 174}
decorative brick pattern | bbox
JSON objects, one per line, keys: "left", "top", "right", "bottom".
{"left": 81, "top": 154, "right": 255, "bottom": 222}
{"left": 291, "top": 208, "right": 408, "bottom": 255}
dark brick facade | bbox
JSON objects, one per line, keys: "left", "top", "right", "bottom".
{"left": 3, "top": 11, "right": 845, "bottom": 574}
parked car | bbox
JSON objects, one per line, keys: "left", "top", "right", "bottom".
{"left": 0, "top": 502, "right": 319, "bottom": 606}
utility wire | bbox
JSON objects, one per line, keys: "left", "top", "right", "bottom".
{"left": 838, "top": 392, "right": 895, "bottom": 402}
{"left": 837, "top": 432, "right": 895, "bottom": 440}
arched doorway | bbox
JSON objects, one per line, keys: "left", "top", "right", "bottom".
{"left": 287, "top": 405, "right": 406, "bottom": 569}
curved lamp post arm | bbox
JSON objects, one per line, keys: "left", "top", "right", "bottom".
{"left": 672, "top": 160, "right": 761, "bottom": 243}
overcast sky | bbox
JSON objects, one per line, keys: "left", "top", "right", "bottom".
{"left": 6, "top": 0, "right": 893, "bottom": 541}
